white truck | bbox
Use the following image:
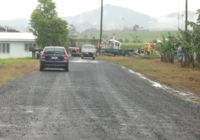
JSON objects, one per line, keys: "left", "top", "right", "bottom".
{"left": 81, "top": 44, "right": 96, "bottom": 60}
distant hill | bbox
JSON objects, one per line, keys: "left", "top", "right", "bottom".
{"left": 65, "top": 4, "right": 157, "bottom": 31}
{"left": 0, "top": 18, "right": 30, "bottom": 32}
{"left": 0, "top": 25, "right": 19, "bottom": 32}
{"left": 0, "top": 5, "right": 198, "bottom": 32}
{"left": 65, "top": 5, "right": 198, "bottom": 31}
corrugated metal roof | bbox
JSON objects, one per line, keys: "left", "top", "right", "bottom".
{"left": 0, "top": 32, "right": 36, "bottom": 42}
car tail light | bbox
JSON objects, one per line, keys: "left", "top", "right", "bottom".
{"left": 40, "top": 52, "right": 45, "bottom": 60}
{"left": 64, "top": 54, "right": 69, "bottom": 61}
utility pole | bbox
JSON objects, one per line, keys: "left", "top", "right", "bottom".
{"left": 185, "top": 0, "right": 188, "bottom": 31}
{"left": 177, "top": 0, "right": 180, "bottom": 29}
{"left": 99, "top": 0, "right": 103, "bottom": 54}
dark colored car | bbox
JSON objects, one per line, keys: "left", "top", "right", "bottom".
{"left": 40, "top": 46, "right": 69, "bottom": 72}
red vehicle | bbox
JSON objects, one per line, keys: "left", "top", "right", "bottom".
{"left": 68, "top": 47, "right": 81, "bottom": 57}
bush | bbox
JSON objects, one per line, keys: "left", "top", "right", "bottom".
{"left": 157, "top": 10, "right": 200, "bottom": 68}
{"left": 157, "top": 34, "right": 178, "bottom": 63}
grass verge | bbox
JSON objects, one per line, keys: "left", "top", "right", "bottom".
{"left": 99, "top": 56, "right": 200, "bottom": 97}
{"left": 0, "top": 58, "right": 38, "bottom": 85}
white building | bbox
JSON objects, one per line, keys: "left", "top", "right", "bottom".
{"left": 0, "top": 32, "right": 37, "bottom": 58}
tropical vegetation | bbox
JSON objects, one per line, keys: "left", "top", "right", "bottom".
{"left": 157, "top": 9, "right": 200, "bottom": 68}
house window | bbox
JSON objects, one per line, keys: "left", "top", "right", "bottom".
{"left": 24, "top": 43, "right": 36, "bottom": 52}
{"left": 0, "top": 43, "right": 10, "bottom": 54}
{"left": 25, "top": 44, "right": 28, "bottom": 52}
{"left": 3, "top": 44, "right": 6, "bottom": 53}
{"left": 6, "top": 44, "right": 10, "bottom": 53}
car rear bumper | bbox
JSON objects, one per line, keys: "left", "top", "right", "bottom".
{"left": 41, "top": 60, "right": 68, "bottom": 68}
{"left": 82, "top": 52, "right": 95, "bottom": 57}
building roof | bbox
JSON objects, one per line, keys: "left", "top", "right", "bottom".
{"left": 109, "top": 39, "right": 121, "bottom": 44}
{"left": 0, "top": 32, "right": 36, "bottom": 42}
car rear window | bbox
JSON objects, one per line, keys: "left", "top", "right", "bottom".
{"left": 44, "top": 47, "right": 65, "bottom": 54}
{"left": 82, "top": 45, "right": 95, "bottom": 48}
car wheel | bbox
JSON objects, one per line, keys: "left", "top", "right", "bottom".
{"left": 65, "top": 64, "right": 69, "bottom": 72}
{"left": 40, "top": 64, "right": 44, "bottom": 71}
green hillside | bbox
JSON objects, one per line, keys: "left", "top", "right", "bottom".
{"left": 76, "top": 30, "right": 178, "bottom": 49}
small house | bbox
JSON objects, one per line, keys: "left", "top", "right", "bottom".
{"left": 0, "top": 32, "right": 37, "bottom": 58}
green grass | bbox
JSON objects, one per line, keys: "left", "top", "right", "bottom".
{"left": 122, "top": 42, "right": 144, "bottom": 49}
{"left": 77, "top": 30, "right": 178, "bottom": 43}
{"left": 0, "top": 58, "right": 38, "bottom": 85}
{"left": 0, "top": 58, "right": 33, "bottom": 64}
{"left": 74, "top": 30, "right": 178, "bottom": 49}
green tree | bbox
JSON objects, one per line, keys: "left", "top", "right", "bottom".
{"left": 176, "top": 9, "right": 200, "bottom": 67}
{"left": 69, "top": 24, "right": 77, "bottom": 34}
{"left": 176, "top": 30, "right": 195, "bottom": 67}
{"left": 197, "top": 9, "right": 200, "bottom": 23}
{"left": 157, "top": 34, "right": 177, "bottom": 63}
{"left": 30, "top": 0, "right": 68, "bottom": 47}
{"left": 195, "top": 9, "right": 200, "bottom": 64}
{"left": 157, "top": 9, "right": 200, "bottom": 67}
{"left": 187, "top": 11, "right": 200, "bottom": 66}
{"left": 133, "top": 24, "right": 139, "bottom": 32}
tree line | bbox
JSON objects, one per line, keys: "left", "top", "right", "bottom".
{"left": 0, "top": 25, "right": 19, "bottom": 32}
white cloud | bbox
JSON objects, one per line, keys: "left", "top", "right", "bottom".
{"left": 0, "top": 0, "right": 38, "bottom": 20}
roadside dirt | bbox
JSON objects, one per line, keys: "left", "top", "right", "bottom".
{"left": 99, "top": 56, "right": 200, "bottom": 97}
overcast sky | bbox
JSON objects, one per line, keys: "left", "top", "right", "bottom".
{"left": 0, "top": 0, "right": 200, "bottom": 20}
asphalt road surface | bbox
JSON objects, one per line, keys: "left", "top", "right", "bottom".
{"left": 0, "top": 58, "right": 199, "bottom": 140}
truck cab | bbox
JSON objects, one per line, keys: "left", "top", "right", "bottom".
{"left": 81, "top": 44, "right": 96, "bottom": 60}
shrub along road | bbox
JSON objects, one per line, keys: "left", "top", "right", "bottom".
{"left": 0, "top": 58, "right": 199, "bottom": 140}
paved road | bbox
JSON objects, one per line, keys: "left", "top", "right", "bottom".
{"left": 0, "top": 58, "right": 199, "bottom": 140}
